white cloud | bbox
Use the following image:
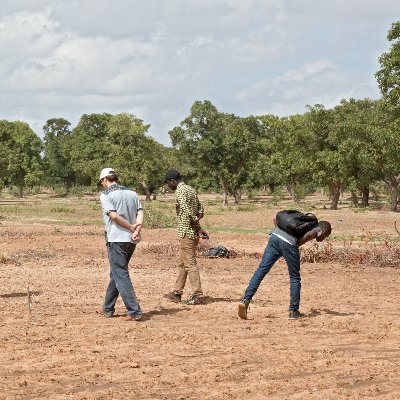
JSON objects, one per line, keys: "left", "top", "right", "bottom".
{"left": 0, "top": 1, "right": 398, "bottom": 144}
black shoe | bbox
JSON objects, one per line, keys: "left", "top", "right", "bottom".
{"left": 124, "top": 314, "right": 143, "bottom": 321}
{"left": 99, "top": 309, "right": 114, "bottom": 318}
{"left": 288, "top": 310, "right": 303, "bottom": 320}
{"left": 183, "top": 296, "right": 202, "bottom": 305}
{"left": 164, "top": 292, "right": 182, "bottom": 303}
{"left": 238, "top": 299, "right": 250, "bottom": 320}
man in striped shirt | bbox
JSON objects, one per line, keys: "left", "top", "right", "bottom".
{"left": 164, "top": 170, "right": 208, "bottom": 305}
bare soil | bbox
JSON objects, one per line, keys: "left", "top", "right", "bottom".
{"left": 0, "top": 197, "right": 399, "bottom": 399}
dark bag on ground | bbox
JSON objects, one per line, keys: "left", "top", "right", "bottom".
{"left": 204, "top": 246, "right": 230, "bottom": 258}
{"left": 276, "top": 210, "right": 318, "bottom": 239}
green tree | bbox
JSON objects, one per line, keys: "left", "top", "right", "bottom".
{"left": 367, "top": 101, "right": 400, "bottom": 211}
{"left": 305, "top": 105, "right": 345, "bottom": 209}
{"left": 375, "top": 22, "right": 400, "bottom": 211}
{"left": 42, "top": 118, "right": 75, "bottom": 190}
{"left": 249, "top": 115, "right": 286, "bottom": 194}
{"left": 107, "top": 113, "right": 167, "bottom": 200}
{"left": 376, "top": 21, "right": 400, "bottom": 107}
{"left": 69, "top": 113, "right": 112, "bottom": 186}
{"left": 268, "top": 115, "right": 315, "bottom": 203}
{"left": 6, "top": 121, "right": 43, "bottom": 196}
{"left": 0, "top": 120, "right": 14, "bottom": 188}
{"left": 332, "top": 99, "right": 383, "bottom": 207}
{"left": 170, "top": 100, "right": 263, "bottom": 205}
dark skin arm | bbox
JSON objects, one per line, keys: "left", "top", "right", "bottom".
{"left": 298, "top": 227, "right": 330, "bottom": 246}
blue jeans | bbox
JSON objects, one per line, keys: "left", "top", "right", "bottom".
{"left": 243, "top": 234, "right": 301, "bottom": 311}
{"left": 103, "top": 242, "right": 142, "bottom": 318}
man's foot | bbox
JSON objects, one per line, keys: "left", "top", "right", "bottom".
{"left": 183, "top": 296, "right": 202, "bottom": 305}
{"left": 238, "top": 299, "right": 250, "bottom": 320}
{"left": 164, "top": 292, "right": 182, "bottom": 303}
{"left": 98, "top": 309, "right": 114, "bottom": 318}
{"left": 288, "top": 310, "right": 303, "bottom": 320}
{"left": 124, "top": 314, "right": 143, "bottom": 321}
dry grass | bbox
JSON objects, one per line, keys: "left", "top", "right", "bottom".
{"left": 140, "top": 238, "right": 400, "bottom": 267}
{"left": 0, "top": 252, "right": 15, "bottom": 265}
{"left": 301, "top": 240, "right": 400, "bottom": 268}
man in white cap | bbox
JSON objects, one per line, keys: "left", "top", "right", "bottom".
{"left": 98, "top": 167, "right": 143, "bottom": 321}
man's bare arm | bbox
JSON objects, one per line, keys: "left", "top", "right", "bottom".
{"left": 108, "top": 211, "right": 136, "bottom": 233}
{"left": 298, "top": 228, "right": 318, "bottom": 246}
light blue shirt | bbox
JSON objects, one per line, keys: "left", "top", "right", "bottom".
{"left": 100, "top": 184, "right": 142, "bottom": 243}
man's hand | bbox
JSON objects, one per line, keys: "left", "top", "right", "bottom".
{"left": 131, "top": 223, "right": 142, "bottom": 233}
{"left": 132, "top": 230, "right": 142, "bottom": 242}
{"left": 197, "top": 229, "right": 209, "bottom": 240}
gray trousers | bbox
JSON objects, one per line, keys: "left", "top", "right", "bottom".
{"left": 103, "top": 242, "right": 142, "bottom": 318}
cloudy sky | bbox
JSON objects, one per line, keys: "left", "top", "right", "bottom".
{"left": 0, "top": 1, "right": 398, "bottom": 145}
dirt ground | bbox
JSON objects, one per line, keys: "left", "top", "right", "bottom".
{"left": 0, "top": 197, "right": 399, "bottom": 399}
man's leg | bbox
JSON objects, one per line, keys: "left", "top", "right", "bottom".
{"left": 185, "top": 237, "right": 202, "bottom": 297}
{"left": 281, "top": 242, "right": 301, "bottom": 312}
{"left": 103, "top": 250, "right": 119, "bottom": 315}
{"left": 107, "top": 242, "right": 142, "bottom": 318}
{"left": 242, "top": 235, "right": 282, "bottom": 301}
{"left": 173, "top": 238, "right": 189, "bottom": 295}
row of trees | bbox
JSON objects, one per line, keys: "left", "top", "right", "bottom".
{"left": 170, "top": 98, "right": 400, "bottom": 211}
{"left": 1, "top": 22, "right": 400, "bottom": 210}
{"left": 0, "top": 113, "right": 169, "bottom": 201}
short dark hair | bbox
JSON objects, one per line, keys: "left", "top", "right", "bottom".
{"left": 318, "top": 221, "right": 331, "bottom": 235}
{"left": 106, "top": 172, "right": 118, "bottom": 182}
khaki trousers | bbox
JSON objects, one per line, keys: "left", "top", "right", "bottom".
{"left": 174, "top": 236, "right": 203, "bottom": 296}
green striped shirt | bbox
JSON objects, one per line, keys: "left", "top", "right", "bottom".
{"left": 175, "top": 182, "right": 204, "bottom": 239}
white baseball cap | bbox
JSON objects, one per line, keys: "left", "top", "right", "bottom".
{"left": 98, "top": 167, "right": 115, "bottom": 184}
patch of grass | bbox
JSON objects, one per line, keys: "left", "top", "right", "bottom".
{"left": 204, "top": 226, "right": 269, "bottom": 235}
{"left": 50, "top": 207, "right": 76, "bottom": 213}
{"left": 352, "top": 207, "right": 368, "bottom": 213}
{"left": 235, "top": 204, "right": 258, "bottom": 212}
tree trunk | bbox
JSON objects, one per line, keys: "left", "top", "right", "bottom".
{"left": 330, "top": 182, "right": 340, "bottom": 210}
{"left": 141, "top": 181, "right": 151, "bottom": 201}
{"left": 288, "top": 177, "right": 297, "bottom": 203}
{"left": 233, "top": 190, "right": 241, "bottom": 204}
{"left": 219, "top": 176, "right": 229, "bottom": 206}
{"left": 328, "top": 184, "right": 334, "bottom": 201}
{"left": 361, "top": 186, "right": 369, "bottom": 207}
{"left": 19, "top": 185, "right": 23, "bottom": 198}
{"left": 386, "top": 175, "right": 399, "bottom": 212}
{"left": 152, "top": 193, "right": 157, "bottom": 200}
{"left": 268, "top": 184, "right": 275, "bottom": 193}
{"left": 350, "top": 191, "right": 359, "bottom": 207}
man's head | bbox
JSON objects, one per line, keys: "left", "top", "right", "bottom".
{"left": 98, "top": 167, "right": 118, "bottom": 189}
{"left": 316, "top": 221, "right": 332, "bottom": 242}
{"left": 164, "top": 170, "right": 181, "bottom": 190}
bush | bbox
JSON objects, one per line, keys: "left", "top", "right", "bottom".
{"left": 143, "top": 203, "right": 176, "bottom": 229}
{"left": 68, "top": 186, "right": 94, "bottom": 197}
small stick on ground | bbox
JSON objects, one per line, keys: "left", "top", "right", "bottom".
{"left": 27, "top": 285, "right": 32, "bottom": 314}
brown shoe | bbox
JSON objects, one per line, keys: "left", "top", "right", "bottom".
{"left": 164, "top": 292, "right": 182, "bottom": 303}
{"left": 124, "top": 314, "right": 143, "bottom": 321}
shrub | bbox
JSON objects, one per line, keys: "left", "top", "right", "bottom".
{"left": 143, "top": 204, "right": 176, "bottom": 228}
